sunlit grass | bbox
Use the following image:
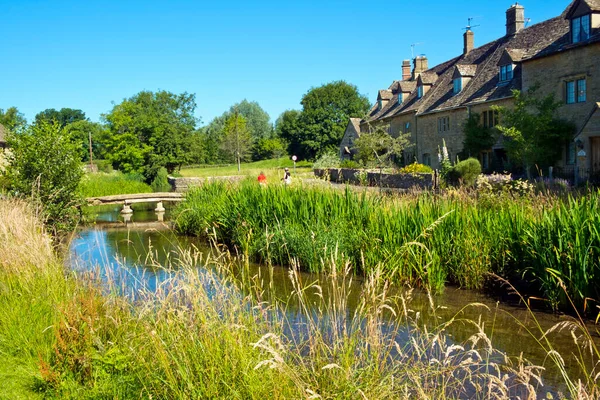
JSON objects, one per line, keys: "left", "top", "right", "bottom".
{"left": 78, "top": 171, "right": 152, "bottom": 197}
{"left": 179, "top": 158, "right": 313, "bottom": 180}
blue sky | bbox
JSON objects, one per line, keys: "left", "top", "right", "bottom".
{"left": 0, "top": 0, "right": 573, "bottom": 126}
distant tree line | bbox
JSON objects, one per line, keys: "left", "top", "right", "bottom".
{"left": 0, "top": 80, "right": 371, "bottom": 183}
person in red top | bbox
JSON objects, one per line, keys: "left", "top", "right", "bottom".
{"left": 257, "top": 171, "right": 267, "bottom": 185}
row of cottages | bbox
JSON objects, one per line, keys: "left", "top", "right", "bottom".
{"left": 340, "top": 0, "right": 600, "bottom": 178}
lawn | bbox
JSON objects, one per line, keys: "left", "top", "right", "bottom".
{"left": 178, "top": 158, "right": 313, "bottom": 181}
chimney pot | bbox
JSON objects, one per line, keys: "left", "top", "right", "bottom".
{"left": 506, "top": 3, "right": 525, "bottom": 36}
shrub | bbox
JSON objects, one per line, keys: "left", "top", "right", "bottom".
{"left": 340, "top": 159, "right": 360, "bottom": 169}
{"left": 313, "top": 152, "right": 340, "bottom": 169}
{"left": 93, "top": 159, "right": 113, "bottom": 173}
{"left": 6, "top": 120, "right": 84, "bottom": 234}
{"left": 476, "top": 173, "right": 534, "bottom": 197}
{"left": 446, "top": 158, "right": 481, "bottom": 187}
{"left": 399, "top": 162, "right": 433, "bottom": 174}
{"left": 151, "top": 167, "right": 171, "bottom": 192}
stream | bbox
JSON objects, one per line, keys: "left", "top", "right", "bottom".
{"left": 69, "top": 204, "right": 599, "bottom": 396}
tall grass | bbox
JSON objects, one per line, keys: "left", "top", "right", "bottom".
{"left": 0, "top": 198, "right": 598, "bottom": 398}
{"left": 78, "top": 171, "right": 153, "bottom": 197}
{"left": 174, "top": 180, "right": 600, "bottom": 311}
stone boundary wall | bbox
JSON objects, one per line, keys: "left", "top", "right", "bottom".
{"left": 313, "top": 168, "right": 435, "bottom": 190}
{"left": 168, "top": 176, "right": 245, "bottom": 192}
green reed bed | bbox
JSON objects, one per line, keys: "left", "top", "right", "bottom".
{"left": 78, "top": 171, "right": 152, "bottom": 198}
{"left": 174, "top": 180, "right": 600, "bottom": 310}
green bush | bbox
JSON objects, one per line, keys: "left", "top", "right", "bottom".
{"left": 340, "top": 159, "right": 360, "bottom": 169}
{"left": 446, "top": 158, "right": 481, "bottom": 187}
{"left": 93, "top": 159, "right": 113, "bottom": 173}
{"left": 151, "top": 167, "right": 171, "bottom": 192}
{"left": 313, "top": 152, "right": 340, "bottom": 169}
{"left": 7, "top": 120, "right": 83, "bottom": 234}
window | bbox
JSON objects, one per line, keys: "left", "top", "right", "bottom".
{"left": 572, "top": 14, "right": 590, "bottom": 43}
{"left": 422, "top": 153, "right": 431, "bottom": 166}
{"left": 567, "top": 141, "right": 576, "bottom": 165}
{"left": 499, "top": 64, "right": 513, "bottom": 82}
{"left": 378, "top": 100, "right": 383, "bottom": 110}
{"left": 405, "top": 122, "right": 411, "bottom": 132}
{"left": 398, "top": 95, "right": 402, "bottom": 105}
{"left": 417, "top": 86, "right": 423, "bottom": 99}
{"left": 453, "top": 78, "right": 462, "bottom": 94}
{"left": 481, "top": 152, "right": 490, "bottom": 170}
{"left": 566, "top": 78, "right": 586, "bottom": 104}
{"left": 438, "top": 116, "right": 450, "bottom": 133}
{"left": 482, "top": 110, "right": 499, "bottom": 128}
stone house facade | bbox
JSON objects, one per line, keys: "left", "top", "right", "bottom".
{"left": 341, "top": 0, "right": 600, "bottom": 177}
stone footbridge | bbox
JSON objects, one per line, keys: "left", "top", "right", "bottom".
{"left": 86, "top": 192, "right": 184, "bottom": 214}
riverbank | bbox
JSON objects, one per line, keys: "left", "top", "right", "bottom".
{"left": 1, "top": 198, "right": 599, "bottom": 398}
{"left": 174, "top": 180, "right": 600, "bottom": 312}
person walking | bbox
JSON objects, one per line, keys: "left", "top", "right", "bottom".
{"left": 282, "top": 167, "right": 292, "bottom": 185}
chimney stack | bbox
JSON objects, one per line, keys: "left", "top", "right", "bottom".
{"left": 463, "top": 29, "right": 474, "bottom": 55}
{"left": 402, "top": 60, "right": 411, "bottom": 81}
{"left": 506, "top": 3, "right": 525, "bottom": 36}
{"left": 412, "top": 56, "right": 428, "bottom": 79}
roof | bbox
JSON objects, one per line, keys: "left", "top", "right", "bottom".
{"left": 455, "top": 64, "right": 478, "bottom": 77}
{"left": 365, "top": 0, "right": 600, "bottom": 123}
{"left": 349, "top": 118, "right": 361, "bottom": 135}
{"left": 576, "top": 102, "right": 600, "bottom": 138}
{"left": 378, "top": 90, "right": 393, "bottom": 101}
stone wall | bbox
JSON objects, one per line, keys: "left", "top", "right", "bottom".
{"left": 314, "top": 169, "right": 434, "bottom": 189}
{"left": 168, "top": 176, "right": 244, "bottom": 192}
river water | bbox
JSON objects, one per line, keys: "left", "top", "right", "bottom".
{"left": 69, "top": 204, "right": 598, "bottom": 396}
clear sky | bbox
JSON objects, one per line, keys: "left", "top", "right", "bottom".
{"left": 0, "top": 0, "right": 573, "bottom": 126}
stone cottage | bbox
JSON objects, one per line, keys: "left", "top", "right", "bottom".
{"left": 341, "top": 0, "right": 600, "bottom": 179}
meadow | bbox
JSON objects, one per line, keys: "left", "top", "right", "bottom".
{"left": 174, "top": 180, "right": 600, "bottom": 311}
{"left": 78, "top": 171, "right": 152, "bottom": 198}
{"left": 1, "top": 198, "right": 599, "bottom": 398}
{"left": 178, "top": 158, "right": 313, "bottom": 180}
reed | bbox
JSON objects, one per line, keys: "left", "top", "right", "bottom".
{"left": 174, "top": 180, "right": 600, "bottom": 311}
{"left": 0, "top": 198, "right": 598, "bottom": 398}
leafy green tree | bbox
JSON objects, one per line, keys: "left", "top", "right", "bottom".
{"left": 462, "top": 113, "right": 496, "bottom": 158}
{"left": 64, "top": 120, "right": 108, "bottom": 162}
{"left": 275, "top": 109, "right": 302, "bottom": 158}
{"left": 353, "top": 124, "right": 411, "bottom": 167}
{"left": 102, "top": 91, "right": 199, "bottom": 180}
{"left": 0, "top": 107, "right": 27, "bottom": 134}
{"left": 7, "top": 120, "right": 83, "bottom": 234}
{"left": 230, "top": 100, "right": 272, "bottom": 141}
{"left": 494, "top": 88, "right": 576, "bottom": 178}
{"left": 252, "top": 137, "right": 286, "bottom": 160}
{"left": 35, "top": 108, "right": 86, "bottom": 128}
{"left": 220, "top": 112, "right": 252, "bottom": 171}
{"left": 286, "top": 81, "right": 370, "bottom": 160}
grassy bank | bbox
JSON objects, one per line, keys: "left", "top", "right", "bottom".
{"left": 179, "top": 158, "right": 313, "bottom": 180}
{"left": 174, "top": 181, "right": 600, "bottom": 311}
{"left": 78, "top": 171, "right": 152, "bottom": 197}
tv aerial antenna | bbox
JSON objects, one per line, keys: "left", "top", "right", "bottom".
{"left": 411, "top": 42, "right": 423, "bottom": 59}
{"left": 464, "top": 17, "right": 481, "bottom": 31}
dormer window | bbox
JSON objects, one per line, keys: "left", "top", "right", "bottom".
{"left": 499, "top": 64, "right": 514, "bottom": 82}
{"left": 417, "top": 86, "right": 423, "bottom": 99}
{"left": 398, "top": 95, "right": 402, "bottom": 105}
{"left": 378, "top": 100, "right": 382, "bottom": 110}
{"left": 453, "top": 78, "right": 462, "bottom": 94}
{"left": 572, "top": 14, "right": 591, "bottom": 43}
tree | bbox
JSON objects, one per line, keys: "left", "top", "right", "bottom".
{"left": 0, "top": 107, "right": 27, "bottom": 134}
{"left": 252, "top": 137, "right": 287, "bottom": 161}
{"left": 275, "top": 109, "right": 302, "bottom": 158}
{"left": 286, "top": 81, "right": 370, "bottom": 160}
{"left": 64, "top": 120, "right": 108, "bottom": 162}
{"left": 494, "top": 87, "right": 576, "bottom": 178}
{"left": 102, "top": 90, "right": 199, "bottom": 181}
{"left": 462, "top": 112, "right": 496, "bottom": 158}
{"left": 220, "top": 112, "right": 252, "bottom": 171}
{"left": 353, "top": 123, "right": 411, "bottom": 167}
{"left": 35, "top": 108, "right": 86, "bottom": 128}
{"left": 7, "top": 120, "right": 83, "bottom": 234}
{"left": 229, "top": 100, "right": 272, "bottom": 141}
